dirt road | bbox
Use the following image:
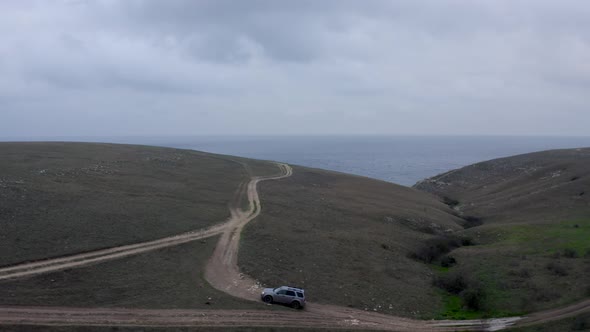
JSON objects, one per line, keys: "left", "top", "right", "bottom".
{"left": 0, "top": 223, "right": 227, "bottom": 281}
{"left": 205, "top": 163, "right": 293, "bottom": 300}
{"left": 1, "top": 162, "right": 589, "bottom": 331}
{"left": 0, "top": 305, "right": 517, "bottom": 331}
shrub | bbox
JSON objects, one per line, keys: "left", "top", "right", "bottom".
{"left": 572, "top": 314, "right": 590, "bottom": 331}
{"left": 434, "top": 271, "right": 487, "bottom": 311}
{"left": 463, "top": 216, "right": 483, "bottom": 228}
{"left": 434, "top": 272, "right": 469, "bottom": 294}
{"left": 563, "top": 248, "right": 579, "bottom": 258}
{"left": 440, "top": 255, "right": 457, "bottom": 268}
{"left": 462, "top": 285, "right": 487, "bottom": 311}
{"left": 460, "top": 237, "right": 475, "bottom": 246}
{"left": 442, "top": 196, "right": 459, "bottom": 207}
{"left": 410, "top": 235, "right": 472, "bottom": 263}
{"left": 546, "top": 261, "right": 569, "bottom": 276}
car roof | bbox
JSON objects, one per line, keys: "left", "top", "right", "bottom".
{"left": 280, "top": 285, "right": 305, "bottom": 292}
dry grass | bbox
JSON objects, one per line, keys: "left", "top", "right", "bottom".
{"left": 0, "top": 236, "right": 264, "bottom": 310}
{"left": 415, "top": 148, "right": 590, "bottom": 225}
{"left": 240, "top": 166, "right": 464, "bottom": 318}
{"left": 0, "top": 142, "right": 249, "bottom": 266}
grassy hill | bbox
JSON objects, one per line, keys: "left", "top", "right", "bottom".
{"left": 0, "top": 142, "right": 281, "bottom": 312}
{"left": 0, "top": 237, "right": 259, "bottom": 310}
{"left": 414, "top": 148, "right": 590, "bottom": 317}
{"left": 415, "top": 148, "right": 590, "bottom": 225}
{"left": 240, "top": 165, "right": 466, "bottom": 318}
{"left": 2, "top": 142, "right": 588, "bottom": 323}
{"left": 0, "top": 142, "right": 264, "bottom": 266}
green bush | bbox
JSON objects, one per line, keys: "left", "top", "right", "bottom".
{"left": 434, "top": 272, "right": 468, "bottom": 294}
{"left": 462, "top": 285, "right": 486, "bottom": 311}
{"left": 440, "top": 255, "right": 457, "bottom": 268}
{"left": 546, "top": 261, "right": 569, "bottom": 276}
{"left": 410, "top": 235, "right": 473, "bottom": 263}
{"left": 563, "top": 248, "right": 579, "bottom": 258}
{"left": 572, "top": 313, "right": 589, "bottom": 330}
{"left": 433, "top": 271, "right": 487, "bottom": 311}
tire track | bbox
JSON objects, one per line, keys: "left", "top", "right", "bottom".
{"left": 204, "top": 163, "right": 293, "bottom": 300}
{"left": 0, "top": 169, "right": 254, "bottom": 281}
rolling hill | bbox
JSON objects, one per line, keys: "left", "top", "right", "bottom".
{"left": 0, "top": 142, "right": 259, "bottom": 266}
{"left": 1, "top": 142, "right": 588, "bottom": 330}
{"left": 414, "top": 148, "right": 590, "bottom": 316}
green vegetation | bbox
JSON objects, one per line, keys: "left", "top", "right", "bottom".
{"left": 429, "top": 225, "right": 584, "bottom": 320}
{"left": 430, "top": 266, "right": 523, "bottom": 319}
{"left": 0, "top": 237, "right": 262, "bottom": 310}
{"left": 416, "top": 148, "right": 590, "bottom": 317}
{"left": 445, "top": 219, "right": 590, "bottom": 314}
{"left": 437, "top": 293, "right": 482, "bottom": 320}
{"left": 409, "top": 234, "right": 473, "bottom": 264}
{"left": 0, "top": 142, "right": 251, "bottom": 266}
{"left": 493, "top": 219, "right": 590, "bottom": 257}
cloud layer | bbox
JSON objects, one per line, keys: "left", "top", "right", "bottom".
{"left": 1, "top": 0, "right": 589, "bottom": 136}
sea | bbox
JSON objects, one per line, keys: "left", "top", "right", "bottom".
{"left": 4, "top": 136, "right": 590, "bottom": 187}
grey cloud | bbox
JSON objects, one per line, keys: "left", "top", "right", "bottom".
{"left": 1, "top": 0, "right": 590, "bottom": 136}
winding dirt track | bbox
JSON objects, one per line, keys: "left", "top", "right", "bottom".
{"left": 1, "top": 162, "right": 589, "bottom": 331}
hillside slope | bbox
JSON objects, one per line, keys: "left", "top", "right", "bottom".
{"left": 0, "top": 142, "right": 263, "bottom": 266}
{"left": 415, "top": 148, "right": 590, "bottom": 224}
{"left": 414, "top": 148, "right": 590, "bottom": 316}
{"left": 240, "top": 165, "right": 465, "bottom": 318}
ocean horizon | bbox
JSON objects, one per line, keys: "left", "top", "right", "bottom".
{"left": 3, "top": 135, "right": 590, "bottom": 186}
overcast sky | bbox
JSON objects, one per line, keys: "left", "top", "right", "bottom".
{"left": 1, "top": 0, "right": 589, "bottom": 136}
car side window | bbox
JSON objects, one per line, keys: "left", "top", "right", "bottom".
{"left": 276, "top": 290, "right": 287, "bottom": 295}
{"left": 286, "top": 290, "right": 296, "bottom": 296}
{"left": 296, "top": 292, "right": 303, "bottom": 298}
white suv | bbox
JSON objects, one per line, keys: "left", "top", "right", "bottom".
{"left": 261, "top": 286, "right": 305, "bottom": 309}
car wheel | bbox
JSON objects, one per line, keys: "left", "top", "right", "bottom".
{"left": 290, "top": 301, "right": 301, "bottom": 309}
{"left": 263, "top": 295, "right": 273, "bottom": 303}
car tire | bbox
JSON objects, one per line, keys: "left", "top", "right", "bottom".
{"left": 290, "top": 301, "right": 301, "bottom": 309}
{"left": 263, "top": 295, "right": 273, "bottom": 303}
